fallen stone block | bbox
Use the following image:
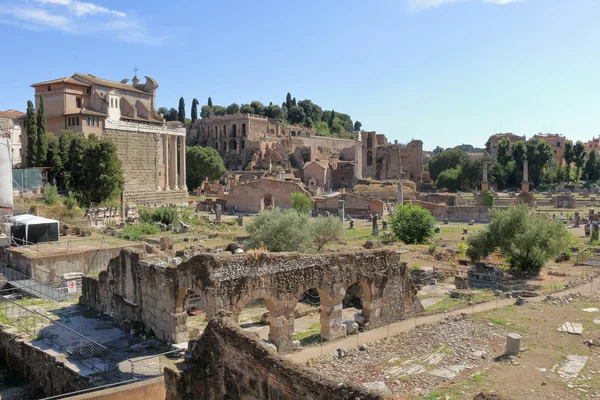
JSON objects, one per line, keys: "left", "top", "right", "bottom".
{"left": 343, "top": 320, "right": 359, "bottom": 334}
{"left": 361, "top": 381, "right": 392, "bottom": 397}
{"left": 557, "top": 322, "right": 583, "bottom": 335}
{"left": 583, "top": 307, "right": 599, "bottom": 313}
{"left": 558, "top": 355, "right": 588, "bottom": 380}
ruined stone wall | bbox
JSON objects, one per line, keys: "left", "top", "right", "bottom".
{"left": 405, "top": 200, "right": 447, "bottom": 218}
{"left": 445, "top": 206, "right": 500, "bottom": 222}
{"left": 314, "top": 193, "right": 382, "bottom": 215}
{"left": 225, "top": 178, "right": 311, "bottom": 213}
{"left": 0, "top": 328, "right": 91, "bottom": 397}
{"left": 178, "top": 249, "right": 420, "bottom": 352}
{"left": 79, "top": 249, "right": 188, "bottom": 343}
{"left": 68, "top": 377, "right": 165, "bottom": 400}
{"left": 291, "top": 136, "right": 354, "bottom": 155}
{"left": 163, "top": 312, "right": 382, "bottom": 400}
{"left": 401, "top": 140, "right": 424, "bottom": 181}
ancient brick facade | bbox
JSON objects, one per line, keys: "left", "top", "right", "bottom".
{"left": 225, "top": 178, "right": 311, "bottom": 213}
{"left": 163, "top": 312, "right": 383, "bottom": 400}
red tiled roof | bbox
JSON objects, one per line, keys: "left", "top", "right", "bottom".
{"left": 0, "top": 109, "right": 25, "bottom": 119}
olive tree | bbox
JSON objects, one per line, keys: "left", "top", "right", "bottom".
{"left": 467, "top": 206, "right": 571, "bottom": 276}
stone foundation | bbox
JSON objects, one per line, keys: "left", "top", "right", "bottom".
{"left": 444, "top": 206, "right": 501, "bottom": 222}
{"left": 163, "top": 312, "right": 383, "bottom": 400}
{"left": 123, "top": 189, "right": 188, "bottom": 206}
{"left": 0, "top": 328, "right": 91, "bottom": 397}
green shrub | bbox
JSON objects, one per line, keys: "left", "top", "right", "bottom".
{"left": 458, "top": 241, "right": 467, "bottom": 257}
{"left": 482, "top": 192, "right": 494, "bottom": 206}
{"left": 389, "top": 204, "right": 437, "bottom": 244}
{"left": 427, "top": 243, "right": 438, "bottom": 256}
{"left": 140, "top": 207, "right": 179, "bottom": 226}
{"left": 43, "top": 184, "right": 60, "bottom": 205}
{"left": 245, "top": 208, "right": 312, "bottom": 252}
{"left": 119, "top": 223, "right": 160, "bottom": 241}
{"left": 64, "top": 191, "right": 78, "bottom": 210}
{"left": 291, "top": 192, "right": 312, "bottom": 215}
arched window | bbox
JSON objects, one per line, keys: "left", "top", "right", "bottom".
{"left": 367, "top": 134, "right": 373, "bottom": 148}
{"left": 231, "top": 124, "right": 237, "bottom": 138}
{"left": 67, "top": 117, "right": 71, "bottom": 126}
{"left": 367, "top": 151, "right": 373, "bottom": 166}
{"left": 223, "top": 124, "right": 227, "bottom": 138}
{"left": 242, "top": 123, "right": 246, "bottom": 137}
{"left": 76, "top": 116, "right": 79, "bottom": 125}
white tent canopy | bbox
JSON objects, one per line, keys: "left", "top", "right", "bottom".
{"left": 9, "top": 214, "right": 60, "bottom": 244}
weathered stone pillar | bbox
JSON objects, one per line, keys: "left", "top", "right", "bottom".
{"left": 320, "top": 288, "right": 346, "bottom": 341}
{"left": 372, "top": 213, "right": 379, "bottom": 236}
{"left": 522, "top": 158, "right": 529, "bottom": 193}
{"left": 156, "top": 134, "right": 161, "bottom": 191}
{"left": 163, "top": 135, "right": 170, "bottom": 191}
{"left": 268, "top": 299, "right": 296, "bottom": 354}
{"left": 481, "top": 160, "right": 489, "bottom": 192}
{"left": 170, "top": 136, "right": 178, "bottom": 190}
{"left": 354, "top": 132, "right": 363, "bottom": 180}
{"left": 179, "top": 136, "right": 187, "bottom": 190}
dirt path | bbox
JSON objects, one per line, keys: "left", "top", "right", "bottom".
{"left": 287, "top": 279, "right": 599, "bottom": 363}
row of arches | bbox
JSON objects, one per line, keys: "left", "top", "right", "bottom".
{"left": 213, "top": 139, "right": 245, "bottom": 152}
{"left": 205, "top": 123, "right": 247, "bottom": 140}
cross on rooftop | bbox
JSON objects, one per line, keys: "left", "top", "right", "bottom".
{"left": 133, "top": 67, "right": 139, "bottom": 77}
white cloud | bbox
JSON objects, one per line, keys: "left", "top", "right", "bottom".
{"left": 0, "top": 0, "right": 164, "bottom": 45}
{"left": 409, "top": 0, "right": 525, "bottom": 10}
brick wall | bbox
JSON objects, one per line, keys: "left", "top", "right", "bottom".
{"left": 163, "top": 312, "right": 383, "bottom": 400}
{"left": 103, "top": 129, "right": 158, "bottom": 192}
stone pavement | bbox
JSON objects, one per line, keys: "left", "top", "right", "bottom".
{"left": 287, "top": 279, "right": 599, "bottom": 364}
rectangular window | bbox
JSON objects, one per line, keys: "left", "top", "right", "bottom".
{"left": 76, "top": 98, "right": 82, "bottom": 108}
{"left": 556, "top": 141, "right": 561, "bottom": 147}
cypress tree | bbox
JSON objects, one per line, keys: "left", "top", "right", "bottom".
{"left": 191, "top": 98, "right": 199, "bottom": 123}
{"left": 328, "top": 110, "right": 336, "bottom": 128}
{"left": 207, "top": 97, "right": 213, "bottom": 108}
{"left": 25, "top": 100, "right": 38, "bottom": 167}
{"left": 285, "top": 93, "right": 292, "bottom": 110}
{"left": 36, "top": 94, "right": 48, "bottom": 166}
{"left": 292, "top": 97, "right": 297, "bottom": 107}
{"left": 178, "top": 97, "right": 186, "bottom": 123}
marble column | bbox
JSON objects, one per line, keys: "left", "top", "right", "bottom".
{"left": 179, "top": 136, "right": 187, "bottom": 190}
{"left": 481, "top": 160, "right": 489, "bottom": 192}
{"left": 170, "top": 136, "right": 178, "bottom": 190}
{"left": 163, "top": 135, "right": 170, "bottom": 191}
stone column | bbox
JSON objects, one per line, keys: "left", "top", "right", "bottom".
{"left": 268, "top": 301, "right": 296, "bottom": 354}
{"left": 163, "top": 135, "right": 170, "bottom": 191}
{"left": 522, "top": 158, "right": 529, "bottom": 193}
{"left": 398, "top": 182, "right": 404, "bottom": 205}
{"left": 481, "top": 160, "right": 489, "bottom": 192}
{"left": 170, "top": 136, "right": 178, "bottom": 190}
{"left": 179, "top": 136, "right": 187, "bottom": 190}
{"left": 354, "top": 132, "right": 363, "bottom": 180}
{"left": 320, "top": 291, "right": 346, "bottom": 341}
{"left": 372, "top": 213, "right": 379, "bottom": 236}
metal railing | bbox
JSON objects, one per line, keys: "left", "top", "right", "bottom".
{"left": 576, "top": 248, "right": 593, "bottom": 264}
{"left": 0, "top": 263, "right": 71, "bottom": 302}
{"left": 0, "top": 295, "right": 108, "bottom": 362}
{"left": 128, "top": 348, "right": 185, "bottom": 380}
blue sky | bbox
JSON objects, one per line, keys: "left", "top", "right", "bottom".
{"left": 0, "top": 0, "right": 598, "bottom": 150}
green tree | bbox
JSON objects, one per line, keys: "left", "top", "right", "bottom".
{"left": 57, "top": 130, "right": 74, "bottom": 189}
{"left": 245, "top": 208, "right": 312, "bottom": 252}
{"left": 292, "top": 97, "right": 297, "bottom": 107}
{"left": 157, "top": 107, "right": 169, "bottom": 117}
{"left": 207, "top": 97, "right": 213, "bottom": 108}
{"left": 467, "top": 206, "right": 571, "bottom": 276}
{"left": 353, "top": 121, "right": 362, "bottom": 131}
{"left": 200, "top": 105, "right": 212, "bottom": 119}
{"left": 285, "top": 93, "right": 292, "bottom": 111}
{"left": 43, "top": 183, "right": 59, "bottom": 205}
{"left": 66, "top": 133, "right": 87, "bottom": 190}
{"left": 226, "top": 103, "right": 240, "bottom": 115}
{"left": 36, "top": 94, "right": 48, "bottom": 166}
{"left": 460, "top": 158, "right": 483, "bottom": 189}
{"left": 191, "top": 98, "right": 199, "bottom": 123}
{"left": 177, "top": 97, "right": 186, "bottom": 123}
{"left": 250, "top": 101, "right": 265, "bottom": 116}
{"left": 186, "top": 146, "right": 226, "bottom": 190}
{"left": 240, "top": 104, "right": 255, "bottom": 114}
{"left": 312, "top": 216, "right": 343, "bottom": 252}
{"left": 212, "top": 105, "right": 226, "bottom": 116}
{"left": 165, "top": 108, "right": 178, "bottom": 121}
{"left": 431, "top": 146, "right": 443, "bottom": 156}
{"left": 46, "top": 134, "right": 62, "bottom": 186}
{"left": 584, "top": 150, "right": 600, "bottom": 181}
{"left": 313, "top": 120, "right": 330, "bottom": 136}
{"left": 564, "top": 140, "right": 573, "bottom": 182}
{"left": 76, "top": 135, "right": 124, "bottom": 207}
{"left": 25, "top": 100, "right": 38, "bottom": 167}
{"left": 496, "top": 139, "right": 512, "bottom": 166}
{"left": 265, "top": 104, "right": 282, "bottom": 120}
{"left": 435, "top": 167, "right": 462, "bottom": 192}
{"left": 291, "top": 192, "right": 311, "bottom": 214}
{"left": 389, "top": 204, "right": 437, "bottom": 244}
{"left": 428, "top": 148, "right": 466, "bottom": 181}
{"left": 298, "top": 100, "right": 322, "bottom": 123}
{"left": 572, "top": 141, "right": 586, "bottom": 181}
{"left": 328, "top": 110, "right": 336, "bottom": 128}
{"left": 288, "top": 106, "right": 306, "bottom": 124}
